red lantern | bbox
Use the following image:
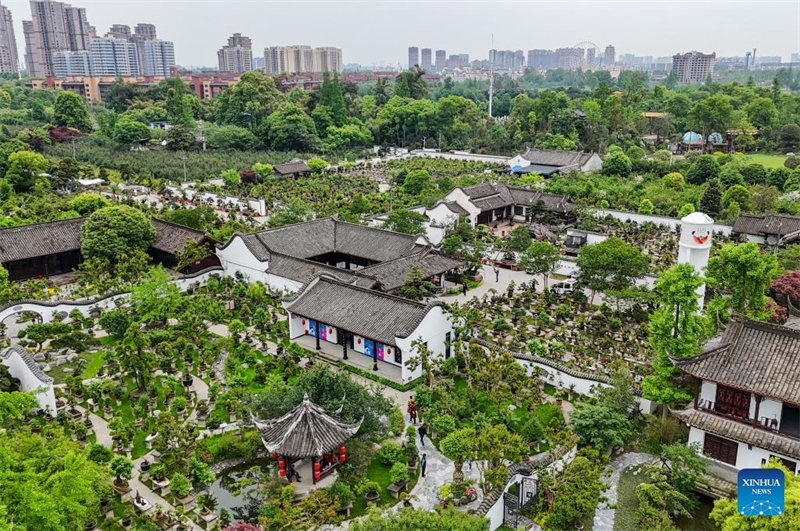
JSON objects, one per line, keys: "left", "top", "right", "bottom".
{"left": 314, "top": 462, "right": 321, "bottom": 471}
{"left": 314, "top": 470, "right": 320, "bottom": 480}
{"left": 278, "top": 458, "right": 285, "bottom": 469}
{"left": 340, "top": 453, "right": 346, "bottom": 463}
{"left": 279, "top": 469, "right": 286, "bottom": 477}
{"left": 339, "top": 446, "right": 345, "bottom": 454}
{"left": 270, "top": 452, "right": 277, "bottom": 459}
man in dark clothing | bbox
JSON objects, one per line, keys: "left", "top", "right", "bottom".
{"left": 418, "top": 423, "right": 428, "bottom": 446}
{"left": 462, "top": 283, "right": 468, "bottom": 296}
{"left": 494, "top": 268, "right": 500, "bottom": 282}
{"left": 421, "top": 454, "right": 427, "bottom": 477}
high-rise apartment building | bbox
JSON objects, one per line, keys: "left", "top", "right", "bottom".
{"left": 408, "top": 46, "right": 418, "bottom": 68}
{"left": 106, "top": 24, "right": 130, "bottom": 40}
{"left": 603, "top": 45, "right": 615, "bottom": 66}
{"left": 555, "top": 48, "right": 582, "bottom": 70}
{"left": 672, "top": 51, "right": 716, "bottom": 83}
{"left": 128, "top": 23, "right": 156, "bottom": 74}
{"left": 264, "top": 45, "right": 341, "bottom": 74}
{"left": 435, "top": 49, "right": 446, "bottom": 71}
{"left": 527, "top": 49, "right": 554, "bottom": 70}
{"left": 420, "top": 48, "right": 432, "bottom": 71}
{"left": 52, "top": 49, "right": 89, "bottom": 76}
{"left": 0, "top": 2, "right": 19, "bottom": 73}
{"left": 24, "top": 0, "right": 95, "bottom": 77}
{"left": 142, "top": 39, "right": 175, "bottom": 76}
{"left": 87, "top": 36, "right": 138, "bottom": 76}
{"left": 312, "top": 47, "right": 342, "bottom": 73}
{"left": 217, "top": 33, "right": 252, "bottom": 73}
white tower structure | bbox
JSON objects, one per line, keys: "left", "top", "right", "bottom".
{"left": 678, "top": 212, "right": 714, "bottom": 308}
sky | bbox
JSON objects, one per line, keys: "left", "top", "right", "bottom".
{"left": 3, "top": 0, "right": 800, "bottom": 68}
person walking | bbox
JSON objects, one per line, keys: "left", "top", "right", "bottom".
{"left": 407, "top": 397, "right": 417, "bottom": 425}
{"left": 494, "top": 267, "right": 500, "bottom": 282}
{"left": 418, "top": 423, "right": 428, "bottom": 446}
{"left": 462, "top": 283, "right": 468, "bottom": 297}
{"left": 421, "top": 453, "right": 427, "bottom": 478}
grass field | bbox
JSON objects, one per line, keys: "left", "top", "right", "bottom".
{"left": 744, "top": 153, "right": 787, "bottom": 169}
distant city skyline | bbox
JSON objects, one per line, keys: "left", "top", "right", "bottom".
{"left": 0, "top": 0, "right": 797, "bottom": 71}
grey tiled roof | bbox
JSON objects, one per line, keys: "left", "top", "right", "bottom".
{"left": 267, "top": 252, "right": 376, "bottom": 286}
{"left": 732, "top": 213, "right": 800, "bottom": 237}
{"left": 284, "top": 275, "right": 432, "bottom": 346}
{"left": 456, "top": 183, "right": 574, "bottom": 215}
{"left": 472, "top": 194, "right": 510, "bottom": 211}
{"left": 508, "top": 187, "right": 575, "bottom": 214}
{"left": 0, "top": 217, "right": 84, "bottom": 263}
{"left": 461, "top": 182, "right": 499, "bottom": 199}
{"left": 674, "top": 407, "right": 800, "bottom": 460}
{"left": 674, "top": 318, "right": 800, "bottom": 404}
{"left": 0, "top": 216, "right": 211, "bottom": 264}
{"left": 239, "top": 218, "right": 421, "bottom": 264}
{"left": 253, "top": 393, "right": 362, "bottom": 458}
{"left": 362, "top": 249, "right": 465, "bottom": 291}
{"left": 2, "top": 344, "right": 53, "bottom": 384}
{"left": 151, "top": 219, "right": 213, "bottom": 254}
{"left": 521, "top": 148, "right": 594, "bottom": 168}
{"left": 442, "top": 202, "right": 469, "bottom": 216}
{"left": 273, "top": 160, "right": 312, "bottom": 175}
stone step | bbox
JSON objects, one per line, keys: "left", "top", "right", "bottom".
{"left": 312, "top": 351, "right": 340, "bottom": 366}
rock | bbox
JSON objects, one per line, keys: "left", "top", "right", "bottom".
{"left": 62, "top": 367, "right": 73, "bottom": 373}
{"left": 33, "top": 353, "right": 47, "bottom": 362}
{"left": 241, "top": 363, "right": 249, "bottom": 369}
{"left": 66, "top": 353, "right": 78, "bottom": 362}
{"left": 43, "top": 364, "right": 52, "bottom": 372}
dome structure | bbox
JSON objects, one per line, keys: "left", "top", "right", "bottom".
{"left": 708, "top": 132, "right": 724, "bottom": 144}
{"left": 682, "top": 131, "right": 703, "bottom": 143}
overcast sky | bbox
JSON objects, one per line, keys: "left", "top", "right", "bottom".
{"left": 3, "top": 0, "right": 800, "bottom": 68}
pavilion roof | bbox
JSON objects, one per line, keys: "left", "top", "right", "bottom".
{"left": 252, "top": 393, "right": 362, "bottom": 458}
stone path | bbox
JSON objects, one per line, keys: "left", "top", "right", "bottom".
{"left": 131, "top": 451, "right": 204, "bottom": 531}
{"left": 74, "top": 404, "right": 113, "bottom": 447}
{"left": 593, "top": 452, "right": 655, "bottom": 531}
{"left": 440, "top": 264, "right": 542, "bottom": 304}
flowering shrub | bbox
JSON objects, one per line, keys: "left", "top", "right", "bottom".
{"left": 766, "top": 298, "right": 789, "bottom": 324}
{"left": 772, "top": 270, "right": 800, "bottom": 306}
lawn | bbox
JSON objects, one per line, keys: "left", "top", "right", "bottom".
{"left": 745, "top": 153, "right": 787, "bottom": 169}
{"left": 349, "top": 453, "right": 420, "bottom": 518}
{"left": 48, "top": 350, "right": 107, "bottom": 384}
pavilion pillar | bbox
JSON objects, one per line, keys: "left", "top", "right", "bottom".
{"left": 316, "top": 333, "right": 320, "bottom": 351}
{"left": 342, "top": 334, "right": 348, "bottom": 360}
{"left": 373, "top": 347, "right": 378, "bottom": 372}
{"left": 753, "top": 395, "right": 762, "bottom": 428}
{"left": 312, "top": 456, "right": 317, "bottom": 485}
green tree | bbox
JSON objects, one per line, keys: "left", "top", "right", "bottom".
{"left": 0, "top": 429, "right": 110, "bottom": 531}
{"left": 722, "top": 184, "right": 751, "bottom": 211}
{"left": 104, "top": 79, "right": 142, "bottom": 113}
{"left": 570, "top": 404, "right": 634, "bottom": 453}
{"left": 118, "top": 322, "right": 153, "bottom": 392}
{"left": 215, "top": 71, "right": 285, "bottom": 129}
{"left": 206, "top": 125, "right": 258, "bottom": 150}
{"left": 505, "top": 226, "right": 532, "bottom": 254}
{"left": 699, "top": 179, "right": 722, "bottom": 218}
{"left": 397, "top": 265, "right": 436, "bottom": 300}
{"left": 319, "top": 72, "right": 348, "bottom": 127}
{"left": 113, "top": 118, "right": 150, "bottom": 146}
{"left": 635, "top": 465, "right": 691, "bottom": 531}
{"left": 537, "top": 454, "right": 606, "bottom": 531}
{"left": 686, "top": 155, "right": 720, "bottom": 185}
{"left": 128, "top": 266, "right": 182, "bottom": 325}
{"left": 577, "top": 237, "right": 649, "bottom": 297}
{"left": 707, "top": 242, "right": 779, "bottom": 316}
{"left": 81, "top": 205, "right": 155, "bottom": 264}
{"left": 601, "top": 151, "right": 632, "bottom": 177}
{"left": 166, "top": 124, "right": 195, "bottom": 151}
{"left": 349, "top": 507, "right": 489, "bottom": 531}
{"left": 252, "top": 162, "right": 274, "bottom": 179}
{"left": 5, "top": 150, "right": 48, "bottom": 192}
{"left": 382, "top": 209, "right": 426, "bottom": 235}
{"left": 662, "top": 172, "right": 685, "bottom": 191}
{"left": 439, "top": 428, "right": 476, "bottom": 487}
{"left": 265, "top": 104, "right": 319, "bottom": 151}
{"left": 475, "top": 424, "right": 527, "bottom": 491}
{"left": 638, "top": 198, "right": 654, "bottom": 214}
{"left": 53, "top": 91, "right": 92, "bottom": 131}
{"left": 518, "top": 241, "right": 560, "bottom": 289}
{"left": 780, "top": 124, "right": 800, "bottom": 152}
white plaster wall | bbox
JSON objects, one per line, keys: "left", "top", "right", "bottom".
{"left": 507, "top": 154, "right": 529, "bottom": 168}
{"left": 396, "top": 305, "right": 452, "bottom": 383}
{"left": 2, "top": 350, "right": 56, "bottom": 413}
{"left": 217, "top": 236, "right": 269, "bottom": 284}
{"left": 591, "top": 209, "right": 733, "bottom": 236}
{"left": 444, "top": 188, "right": 481, "bottom": 225}
{"left": 289, "top": 313, "right": 305, "bottom": 339}
{"left": 700, "top": 381, "right": 717, "bottom": 404}
{"left": 760, "top": 398, "right": 783, "bottom": 428}
{"left": 263, "top": 273, "right": 302, "bottom": 293}
{"left": 690, "top": 427, "right": 800, "bottom": 472}
{"left": 581, "top": 154, "right": 604, "bottom": 173}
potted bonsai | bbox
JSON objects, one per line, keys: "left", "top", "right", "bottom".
{"left": 110, "top": 455, "right": 133, "bottom": 494}
{"left": 405, "top": 440, "right": 418, "bottom": 472}
{"left": 150, "top": 462, "right": 170, "bottom": 494}
{"left": 171, "top": 473, "right": 194, "bottom": 509}
{"left": 388, "top": 462, "right": 410, "bottom": 498}
{"left": 119, "top": 503, "right": 133, "bottom": 528}
{"left": 181, "top": 372, "right": 193, "bottom": 388}
{"left": 357, "top": 479, "right": 381, "bottom": 504}
{"left": 196, "top": 493, "right": 217, "bottom": 516}
{"left": 172, "top": 396, "right": 188, "bottom": 420}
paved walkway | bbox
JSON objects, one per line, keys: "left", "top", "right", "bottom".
{"left": 440, "top": 264, "right": 542, "bottom": 304}
{"left": 131, "top": 451, "right": 204, "bottom": 531}
{"left": 74, "top": 404, "right": 113, "bottom": 447}
{"left": 593, "top": 452, "right": 655, "bottom": 531}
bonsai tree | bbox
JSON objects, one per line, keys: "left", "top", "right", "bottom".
{"left": 110, "top": 455, "right": 133, "bottom": 488}
{"left": 356, "top": 479, "right": 381, "bottom": 502}
{"left": 389, "top": 462, "right": 410, "bottom": 486}
{"left": 150, "top": 462, "right": 168, "bottom": 483}
{"left": 197, "top": 493, "right": 218, "bottom": 515}
{"left": 171, "top": 473, "right": 190, "bottom": 499}
{"left": 326, "top": 480, "right": 355, "bottom": 509}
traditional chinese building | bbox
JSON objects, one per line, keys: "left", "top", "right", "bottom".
{"left": 674, "top": 317, "right": 800, "bottom": 473}
{"left": 253, "top": 393, "right": 361, "bottom": 485}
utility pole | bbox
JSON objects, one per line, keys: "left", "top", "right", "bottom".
{"left": 488, "top": 34, "right": 494, "bottom": 118}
